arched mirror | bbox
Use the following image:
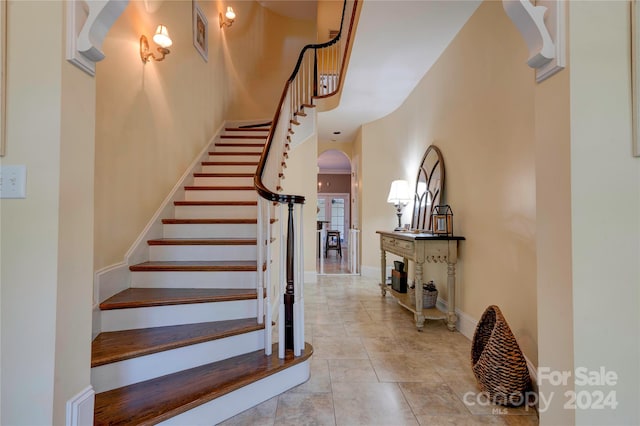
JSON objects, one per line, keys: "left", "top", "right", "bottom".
{"left": 411, "top": 145, "right": 445, "bottom": 231}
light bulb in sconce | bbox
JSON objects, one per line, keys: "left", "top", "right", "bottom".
{"left": 140, "top": 24, "right": 172, "bottom": 63}
{"left": 220, "top": 6, "right": 236, "bottom": 28}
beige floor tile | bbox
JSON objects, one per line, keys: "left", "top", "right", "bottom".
{"left": 344, "top": 320, "right": 395, "bottom": 338}
{"left": 274, "top": 393, "right": 336, "bottom": 426}
{"left": 369, "top": 353, "right": 446, "bottom": 383}
{"left": 328, "top": 358, "right": 379, "bottom": 382}
{"left": 312, "top": 336, "right": 369, "bottom": 359}
{"left": 331, "top": 381, "right": 419, "bottom": 426}
{"left": 222, "top": 275, "right": 539, "bottom": 426}
{"left": 288, "top": 358, "right": 332, "bottom": 394}
{"left": 400, "top": 382, "right": 471, "bottom": 416}
{"left": 217, "top": 396, "right": 278, "bottom": 426}
{"left": 312, "top": 323, "right": 348, "bottom": 337}
{"left": 361, "top": 336, "right": 408, "bottom": 356}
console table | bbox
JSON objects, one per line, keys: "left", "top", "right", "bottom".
{"left": 377, "top": 231, "right": 465, "bottom": 331}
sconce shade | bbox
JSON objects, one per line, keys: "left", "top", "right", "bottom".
{"left": 220, "top": 6, "right": 236, "bottom": 28}
{"left": 225, "top": 6, "right": 236, "bottom": 20}
{"left": 153, "top": 25, "right": 172, "bottom": 48}
{"left": 387, "top": 180, "right": 411, "bottom": 205}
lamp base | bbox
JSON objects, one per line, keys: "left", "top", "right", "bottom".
{"left": 395, "top": 211, "right": 403, "bottom": 231}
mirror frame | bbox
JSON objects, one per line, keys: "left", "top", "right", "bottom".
{"left": 411, "top": 145, "right": 445, "bottom": 231}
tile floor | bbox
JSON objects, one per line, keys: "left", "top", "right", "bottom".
{"left": 219, "top": 275, "right": 539, "bottom": 426}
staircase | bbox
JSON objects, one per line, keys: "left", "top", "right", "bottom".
{"left": 92, "top": 125, "right": 313, "bottom": 425}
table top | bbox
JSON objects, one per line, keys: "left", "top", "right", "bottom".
{"left": 377, "top": 230, "right": 466, "bottom": 241}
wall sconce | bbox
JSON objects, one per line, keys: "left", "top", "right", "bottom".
{"left": 387, "top": 180, "right": 412, "bottom": 231}
{"left": 219, "top": 6, "right": 236, "bottom": 28}
{"left": 140, "top": 25, "right": 172, "bottom": 63}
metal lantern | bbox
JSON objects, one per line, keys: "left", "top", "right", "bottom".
{"left": 431, "top": 205, "right": 454, "bottom": 237}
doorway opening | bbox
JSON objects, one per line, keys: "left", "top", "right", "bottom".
{"left": 317, "top": 149, "right": 359, "bottom": 275}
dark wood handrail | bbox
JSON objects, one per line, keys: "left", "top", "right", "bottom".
{"left": 254, "top": 0, "right": 356, "bottom": 205}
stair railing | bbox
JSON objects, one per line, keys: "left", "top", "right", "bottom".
{"left": 255, "top": 0, "right": 358, "bottom": 359}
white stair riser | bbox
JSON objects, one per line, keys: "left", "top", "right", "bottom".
{"left": 184, "top": 190, "right": 257, "bottom": 202}
{"left": 174, "top": 205, "right": 257, "bottom": 219}
{"left": 131, "top": 270, "right": 257, "bottom": 288}
{"left": 193, "top": 176, "right": 253, "bottom": 186}
{"left": 158, "top": 361, "right": 311, "bottom": 426}
{"left": 101, "top": 300, "right": 257, "bottom": 331}
{"left": 91, "top": 330, "right": 266, "bottom": 393}
{"left": 149, "top": 244, "right": 257, "bottom": 261}
{"left": 213, "top": 145, "right": 264, "bottom": 153}
{"left": 163, "top": 223, "right": 257, "bottom": 239}
{"left": 207, "top": 154, "right": 261, "bottom": 163}
{"left": 201, "top": 164, "right": 257, "bottom": 174}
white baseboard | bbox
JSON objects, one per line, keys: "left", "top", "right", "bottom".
{"left": 66, "top": 386, "right": 94, "bottom": 426}
{"left": 95, "top": 262, "right": 129, "bottom": 305}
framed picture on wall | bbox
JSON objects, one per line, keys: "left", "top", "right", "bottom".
{"left": 193, "top": 1, "right": 208, "bottom": 62}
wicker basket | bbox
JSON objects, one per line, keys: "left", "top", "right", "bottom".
{"left": 408, "top": 284, "right": 438, "bottom": 309}
{"left": 471, "top": 305, "right": 531, "bottom": 407}
{"left": 423, "top": 289, "right": 438, "bottom": 308}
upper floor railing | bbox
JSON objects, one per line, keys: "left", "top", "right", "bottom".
{"left": 254, "top": 0, "right": 359, "bottom": 358}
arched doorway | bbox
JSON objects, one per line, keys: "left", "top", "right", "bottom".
{"left": 316, "top": 149, "right": 358, "bottom": 275}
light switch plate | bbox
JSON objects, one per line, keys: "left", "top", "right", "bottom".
{"left": 0, "top": 165, "right": 27, "bottom": 198}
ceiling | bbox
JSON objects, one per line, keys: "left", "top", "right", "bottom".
{"left": 259, "top": 0, "right": 317, "bottom": 20}
{"left": 317, "top": 0, "right": 482, "bottom": 144}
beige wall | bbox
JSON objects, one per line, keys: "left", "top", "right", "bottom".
{"left": 224, "top": 2, "right": 316, "bottom": 120}
{"left": 568, "top": 2, "right": 639, "bottom": 424}
{"left": 94, "top": 1, "right": 316, "bottom": 270}
{"left": 317, "top": 0, "right": 344, "bottom": 42}
{"left": 94, "top": 1, "right": 228, "bottom": 269}
{"left": 1, "top": 2, "right": 94, "bottom": 424}
{"left": 281, "top": 134, "right": 318, "bottom": 278}
{"left": 360, "top": 0, "right": 538, "bottom": 363}
{"left": 534, "top": 22, "right": 574, "bottom": 426}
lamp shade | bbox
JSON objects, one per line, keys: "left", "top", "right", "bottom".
{"left": 387, "top": 180, "right": 411, "bottom": 204}
{"left": 153, "top": 25, "right": 172, "bottom": 48}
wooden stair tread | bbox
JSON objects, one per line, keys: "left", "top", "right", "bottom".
{"left": 215, "top": 143, "right": 265, "bottom": 147}
{"left": 91, "top": 318, "right": 262, "bottom": 367}
{"left": 193, "top": 172, "right": 254, "bottom": 177}
{"left": 220, "top": 135, "right": 267, "bottom": 140}
{"left": 201, "top": 161, "right": 259, "bottom": 166}
{"left": 224, "top": 127, "right": 270, "bottom": 132}
{"left": 173, "top": 200, "right": 257, "bottom": 206}
{"left": 184, "top": 186, "right": 254, "bottom": 191}
{"left": 100, "top": 288, "right": 258, "bottom": 310}
{"left": 209, "top": 152, "right": 261, "bottom": 156}
{"left": 94, "top": 343, "right": 313, "bottom": 426}
{"left": 147, "top": 238, "right": 257, "bottom": 246}
{"left": 129, "top": 261, "right": 260, "bottom": 272}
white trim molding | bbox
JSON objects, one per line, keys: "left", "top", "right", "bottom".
{"left": 502, "top": 0, "right": 565, "bottom": 82}
{"left": 66, "top": 386, "right": 95, "bottom": 426}
{"left": 66, "top": 0, "right": 129, "bottom": 76}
